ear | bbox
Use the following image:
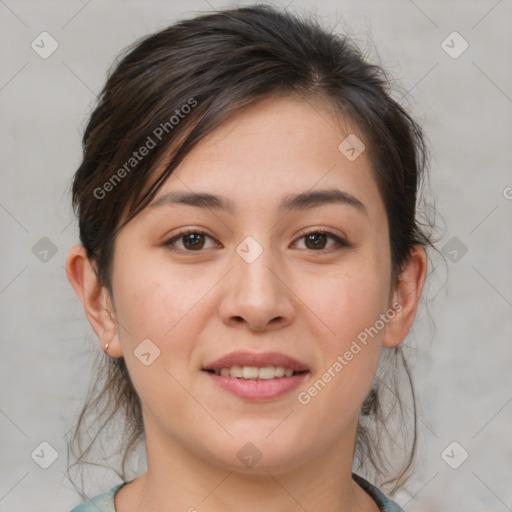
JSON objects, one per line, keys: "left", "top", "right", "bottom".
{"left": 65, "top": 245, "right": 123, "bottom": 358}
{"left": 383, "top": 245, "right": 428, "bottom": 348}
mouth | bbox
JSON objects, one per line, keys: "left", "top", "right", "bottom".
{"left": 203, "top": 366, "right": 308, "bottom": 379}
{"left": 202, "top": 351, "right": 310, "bottom": 401}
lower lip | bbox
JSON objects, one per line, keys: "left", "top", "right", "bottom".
{"left": 203, "top": 371, "right": 309, "bottom": 401}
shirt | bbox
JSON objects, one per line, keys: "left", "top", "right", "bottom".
{"left": 70, "top": 473, "right": 404, "bottom": 511}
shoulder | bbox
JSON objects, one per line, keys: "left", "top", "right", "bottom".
{"left": 69, "top": 483, "right": 126, "bottom": 512}
{"left": 69, "top": 477, "right": 403, "bottom": 512}
{"left": 352, "top": 473, "right": 404, "bottom": 512}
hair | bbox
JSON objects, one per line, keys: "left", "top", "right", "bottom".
{"left": 66, "top": 3, "right": 439, "bottom": 499}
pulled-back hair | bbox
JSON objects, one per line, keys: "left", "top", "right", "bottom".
{"left": 67, "top": 4, "right": 437, "bottom": 499}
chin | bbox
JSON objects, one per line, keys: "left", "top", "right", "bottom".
{"left": 205, "top": 433, "right": 310, "bottom": 475}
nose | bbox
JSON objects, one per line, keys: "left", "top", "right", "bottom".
{"left": 218, "top": 242, "right": 296, "bottom": 332}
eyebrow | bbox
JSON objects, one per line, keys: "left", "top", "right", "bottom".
{"left": 147, "top": 188, "right": 368, "bottom": 216}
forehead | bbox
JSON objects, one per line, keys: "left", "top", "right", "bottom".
{"left": 144, "top": 96, "right": 386, "bottom": 224}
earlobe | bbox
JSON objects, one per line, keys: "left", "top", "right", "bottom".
{"left": 65, "top": 245, "right": 123, "bottom": 358}
{"left": 383, "top": 245, "right": 428, "bottom": 349}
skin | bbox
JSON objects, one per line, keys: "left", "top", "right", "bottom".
{"left": 66, "top": 96, "right": 427, "bottom": 512}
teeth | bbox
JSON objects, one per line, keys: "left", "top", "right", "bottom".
{"left": 242, "top": 366, "right": 259, "bottom": 379}
{"left": 213, "top": 365, "right": 300, "bottom": 379}
{"left": 229, "top": 365, "right": 243, "bottom": 378}
{"left": 258, "top": 366, "right": 278, "bottom": 380}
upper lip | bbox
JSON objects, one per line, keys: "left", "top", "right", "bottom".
{"left": 203, "top": 351, "right": 309, "bottom": 372}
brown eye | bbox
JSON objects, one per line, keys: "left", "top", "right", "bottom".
{"left": 304, "top": 233, "right": 328, "bottom": 250}
{"left": 182, "top": 232, "right": 206, "bottom": 250}
{"left": 296, "top": 231, "right": 350, "bottom": 251}
{"left": 164, "top": 230, "right": 218, "bottom": 252}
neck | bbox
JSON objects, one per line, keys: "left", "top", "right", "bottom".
{"left": 121, "top": 419, "right": 379, "bottom": 512}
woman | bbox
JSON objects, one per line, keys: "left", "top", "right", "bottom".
{"left": 65, "top": 5, "right": 433, "bottom": 511}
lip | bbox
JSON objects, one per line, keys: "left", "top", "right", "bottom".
{"left": 202, "top": 350, "right": 309, "bottom": 372}
{"left": 204, "top": 371, "right": 309, "bottom": 401}
{"left": 202, "top": 350, "right": 310, "bottom": 402}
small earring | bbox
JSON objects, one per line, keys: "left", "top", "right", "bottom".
{"left": 105, "top": 343, "right": 109, "bottom": 351}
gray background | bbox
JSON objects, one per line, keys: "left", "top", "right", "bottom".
{"left": 1, "top": 0, "right": 511, "bottom": 510}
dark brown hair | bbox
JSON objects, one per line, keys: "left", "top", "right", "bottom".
{"left": 66, "top": 4, "right": 438, "bottom": 499}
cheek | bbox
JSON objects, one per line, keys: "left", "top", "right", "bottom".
{"left": 294, "top": 251, "right": 389, "bottom": 413}
{"left": 111, "top": 252, "right": 217, "bottom": 394}
{"left": 299, "top": 250, "right": 390, "bottom": 416}
{"left": 295, "top": 269, "right": 386, "bottom": 440}
{"left": 112, "top": 250, "right": 209, "bottom": 341}
{"left": 110, "top": 261, "right": 205, "bottom": 422}
{"left": 305, "top": 252, "right": 391, "bottom": 351}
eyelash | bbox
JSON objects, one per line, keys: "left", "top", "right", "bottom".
{"left": 163, "top": 228, "right": 351, "bottom": 253}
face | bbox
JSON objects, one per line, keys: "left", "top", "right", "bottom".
{"left": 105, "top": 96, "right": 400, "bottom": 474}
